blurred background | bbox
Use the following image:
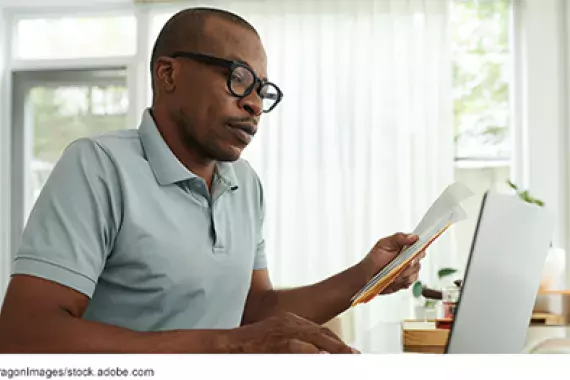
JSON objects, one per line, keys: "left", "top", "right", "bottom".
{"left": 0, "top": 0, "right": 568, "bottom": 347}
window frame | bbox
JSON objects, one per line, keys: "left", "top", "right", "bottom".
{"left": 451, "top": 0, "right": 515, "bottom": 168}
{"left": 12, "top": 13, "right": 138, "bottom": 61}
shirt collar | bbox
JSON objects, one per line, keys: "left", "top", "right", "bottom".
{"left": 216, "top": 161, "right": 239, "bottom": 190}
{"left": 138, "top": 109, "right": 239, "bottom": 189}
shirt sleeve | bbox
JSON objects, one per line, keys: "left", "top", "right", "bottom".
{"left": 11, "top": 138, "right": 122, "bottom": 298}
{"left": 252, "top": 173, "right": 268, "bottom": 271}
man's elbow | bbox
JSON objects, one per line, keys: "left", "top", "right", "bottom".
{"left": 0, "top": 313, "right": 58, "bottom": 353}
{"left": 0, "top": 317, "right": 27, "bottom": 352}
{"left": 241, "top": 289, "right": 278, "bottom": 325}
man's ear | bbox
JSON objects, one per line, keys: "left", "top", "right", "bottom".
{"left": 154, "top": 57, "right": 177, "bottom": 93}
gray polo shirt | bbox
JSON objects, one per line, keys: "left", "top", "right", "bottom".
{"left": 12, "top": 109, "right": 267, "bottom": 331}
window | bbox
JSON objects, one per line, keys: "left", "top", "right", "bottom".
{"left": 11, "top": 69, "right": 129, "bottom": 224}
{"left": 15, "top": 15, "right": 137, "bottom": 59}
{"left": 150, "top": 13, "right": 171, "bottom": 48}
{"left": 30, "top": 84, "right": 129, "bottom": 165}
{"left": 450, "top": 0, "right": 513, "bottom": 268}
{"left": 452, "top": 0, "right": 511, "bottom": 161}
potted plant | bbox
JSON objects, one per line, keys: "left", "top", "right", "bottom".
{"left": 507, "top": 180, "right": 544, "bottom": 207}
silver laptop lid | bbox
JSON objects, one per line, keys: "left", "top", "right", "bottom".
{"left": 446, "top": 191, "right": 554, "bottom": 354}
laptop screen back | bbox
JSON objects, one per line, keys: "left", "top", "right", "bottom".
{"left": 445, "top": 192, "right": 553, "bottom": 353}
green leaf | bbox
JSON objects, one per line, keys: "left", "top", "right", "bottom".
{"left": 520, "top": 190, "right": 531, "bottom": 203}
{"left": 412, "top": 281, "right": 423, "bottom": 298}
{"left": 438, "top": 268, "right": 458, "bottom": 279}
{"left": 507, "top": 180, "right": 518, "bottom": 191}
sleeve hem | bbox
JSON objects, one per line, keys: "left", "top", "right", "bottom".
{"left": 11, "top": 256, "right": 97, "bottom": 298}
{"left": 253, "top": 241, "right": 267, "bottom": 270}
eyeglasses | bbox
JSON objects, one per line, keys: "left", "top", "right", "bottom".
{"left": 169, "top": 51, "right": 283, "bottom": 113}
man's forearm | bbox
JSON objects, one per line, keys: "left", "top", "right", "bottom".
{"left": 250, "top": 263, "right": 372, "bottom": 325}
{"left": 0, "top": 312, "right": 232, "bottom": 353}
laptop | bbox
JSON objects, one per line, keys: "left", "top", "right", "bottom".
{"left": 445, "top": 191, "right": 554, "bottom": 354}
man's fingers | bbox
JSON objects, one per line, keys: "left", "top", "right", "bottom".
{"left": 401, "top": 261, "right": 421, "bottom": 278}
{"left": 410, "top": 251, "right": 426, "bottom": 266}
{"left": 379, "top": 232, "right": 419, "bottom": 251}
{"left": 407, "top": 272, "right": 419, "bottom": 285}
{"left": 418, "top": 250, "right": 427, "bottom": 260}
{"left": 382, "top": 283, "right": 400, "bottom": 294}
{"left": 395, "top": 232, "right": 419, "bottom": 247}
{"left": 306, "top": 332, "right": 358, "bottom": 354}
{"left": 286, "top": 339, "right": 320, "bottom": 354}
{"left": 319, "top": 326, "right": 344, "bottom": 343}
{"left": 389, "top": 262, "right": 421, "bottom": 290}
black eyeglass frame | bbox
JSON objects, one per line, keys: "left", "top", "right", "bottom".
{"left": 169, "top": 51, "right": 283, "bottom": 113}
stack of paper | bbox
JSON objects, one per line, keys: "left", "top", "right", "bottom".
{"left": 350, "top": 182, "right": 474, "bottom": 307}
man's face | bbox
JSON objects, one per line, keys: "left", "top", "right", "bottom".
{"left": 158, "top": 17, "right": 268, "bottom": 162}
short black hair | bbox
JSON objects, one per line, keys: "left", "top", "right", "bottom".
{"left": 150, "top": 7, "right": 259, "bottom": 79}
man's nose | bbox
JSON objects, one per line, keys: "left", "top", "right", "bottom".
{"left": 239, "top": 91, "right": 263, "bottom": 117}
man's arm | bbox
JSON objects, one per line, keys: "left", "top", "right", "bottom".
{"left": 0, "top": 275, "right": 231, "bottom": 353}
{"left": 242, "top": 265, "right": 369, "bottom": 326}
{"left": 242, "top": 233, "right": 423, "bottom": 325}
{"left": 1, "top": 141, "right": 356, "bottom": 353}
{"left": 0, "top": 275, "right": 355, "bottom": 354}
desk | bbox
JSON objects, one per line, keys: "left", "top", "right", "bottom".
{"left": 404, "top": 326, "right": 570, "bottom": 354}
{"left": 353, "top": 323, "right": 570, "bottom": 353}
{"left": 402, "top": 326, "right": 570, "bottom": 353}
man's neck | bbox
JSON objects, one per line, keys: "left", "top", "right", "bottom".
{"left": 150, "top": 107, "right": 216, "bottom": 191}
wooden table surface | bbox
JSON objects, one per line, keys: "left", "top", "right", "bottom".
{"left": 401, "top": 324, "right": 570, "bottom": 354}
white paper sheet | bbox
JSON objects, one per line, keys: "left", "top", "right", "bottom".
{"left": 413, "top": 182, "right": 475, "bottom": 236}
{"left": 350, "top": 182, "right": 475, "bottom": 305}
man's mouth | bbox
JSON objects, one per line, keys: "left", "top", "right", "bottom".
{"left": 227, "top": 122, "right": 257, "bottom": 144}
{"left": 228, "top": 122, "right": 257, "bottom": 136}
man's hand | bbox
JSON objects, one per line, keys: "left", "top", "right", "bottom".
{"left": 227, "top": 312, "right": 359, "bottom": 354}
{"left": 359, "top": 233, "right": 426, "bottom": 295}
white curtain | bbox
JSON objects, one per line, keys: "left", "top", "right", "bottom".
{"left": 237, "top": 0, "right": 455, "bottom": 345}
{"left": 158, "top": 0, "right": 455, "bottom": 347}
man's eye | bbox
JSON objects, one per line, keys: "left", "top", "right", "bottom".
{"left": 231, "top": 71, "right": 247, "bottom": 83}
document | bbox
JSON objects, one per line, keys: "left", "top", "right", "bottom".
{"left": 350, "top": 182, "right": 474, "bottom": 307}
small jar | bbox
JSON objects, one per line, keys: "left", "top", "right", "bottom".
{"left": 442, "top": 286, "right": 460, "bottom": 319}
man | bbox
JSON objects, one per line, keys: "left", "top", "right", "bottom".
{"left": 0, "top": 7, "right": 423, "bottom": 354}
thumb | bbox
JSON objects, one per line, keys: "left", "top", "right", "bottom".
{"left": 378, "top": 233, "right": 418, "bottom": 251}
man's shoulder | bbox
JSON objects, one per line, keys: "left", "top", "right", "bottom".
{"left": 62, "top": 129, "right": 144, "bottom": 164}
{"left": 88, "top": 129, "right": 142, "bottom": 154}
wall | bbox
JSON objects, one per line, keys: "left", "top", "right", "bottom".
{"left": 0, "top": 5, "right": 10, "bottom": 298}
{"left": 566, "top": 0, "right": 570, "bottom": 290}
{"left": 520, "top": 0, "right": 567, "bottom": 248}
{"left": 516, "top": 0, "right": 569, "bottom": 288}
